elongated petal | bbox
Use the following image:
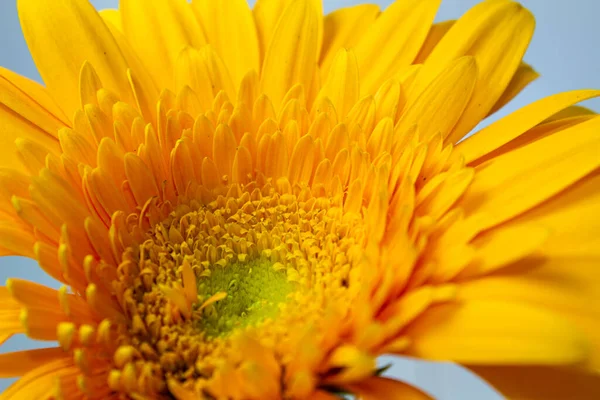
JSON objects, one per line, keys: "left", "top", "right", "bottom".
{"left": 414, "top": 0, "right": 535, "bottom": 141}
{"left": 414, "top": 20, "right": 455, "bottom": 63}
{"left": 320, "top": 4, "right": 380, "bottom": 76}
{"left": 0, "top": 358, "right": 73, "bottom": 399}
{"left": 460, "top": 116, "right": 600, "bottom": 231}
{"left": 406, "top": 300, "right": 589, "bottom": 365}
{"left": 17, "top": 0, "right": 133, "bottom": 118}
{"left": 254, "top": 0, "right": 322, "bottom": 64}
{"left": 0, "top": 66, "right": 66, "bottom": 172}
{"left": 99, "top": 9, "right": 122, "bottom": 32}
{"left": 353, "top": 0, "right": 441, "bottom": 95}
{"left": 472, "top": 366, "right": 600, "bottom": 400}
{"left": 0, "top": 67, "right": 68, "bottom": 126}
{"left": 0, "top": 348, "right": 66, "bottom": 378}
{"left": 460, "top": 172, "right": 600, "bottom": 368}
{"left": 317, "top": 49, "right": 359, "bottom": 119}
{"left": 395, "top": 57, "right": 477, "bottom": 141}
{"left": 464, "top": 224, "right": 548, "bottom": 276}
{"left": 193, "top": 0, "right": 260, "bottom": 87}
{"left": 488, "top": 62, "right": 539, "bottom": 115}
{"left": 458, "top": 89, "right": 600, "bottom": 164}
{"left": 0, "top": 287, "right": 24, "bottom": 342}
{"left": 121, "top": 0, "right": 206, "bottom": 90}
{"left": 260, "top": 0, "right": 318, "bottom": 110}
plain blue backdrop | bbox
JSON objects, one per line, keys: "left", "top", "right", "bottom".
{"left": 0, "top": 0, "right": 598, "bottom": 398}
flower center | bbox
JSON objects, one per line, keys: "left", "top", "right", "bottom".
{"left": 196, "top": 258, "right": 295, "bottom": 337}
{"left": 110, "top": 185, "right": 367, "bottom": 394}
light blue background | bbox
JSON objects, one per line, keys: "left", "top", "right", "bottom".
{"left": 0, "top": 0, "right": 598, "bottom": 398}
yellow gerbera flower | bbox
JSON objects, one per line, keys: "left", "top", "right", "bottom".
{"left": 0, "top": 0, "right": 598, "bottom": 398}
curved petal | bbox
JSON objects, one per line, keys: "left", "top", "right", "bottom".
{"left": 98, "top": 9, "right": 122, "bottom": 32}
{"left": 471, "top": 366, "right": 600, "bottom": 400}
{"left": 353, "top": 0, "right": 441, "bottom": 95}
{"left": 488, "top": 62, "right": 539, "bottom": 115}
{"left": 192, "top": 0, "right": 260, "bottom": 87}
{"left": 0, "top": 358, "right": 73, "bottom": 399}
{"left": 458, "top": 89, "right": 600, "bottom": 164}
{"left": 319, "top": 4, "right": 380, "bottom": 76}
{"left": 414, "top": 0, "right": 535, "bottom": 142}
{"left": 253, "top": 0, "right": 322, "bottom": 67}
{"left": 347, "top": 376, "right": 433, "bottom": 400}
{"left": 460, "top": 171, "right": 600, "bottom": 369}
{"left": 317, "top": 48, "right": 359, "bottom": 119}
{"left": 17, "top": 0, "right": 134, "bottom": 118}
{"left": 404, "top": 300, "right": 589, "bottom": 366}
{"left": 121, "top": 0, "right": 206, "bottom": 91}
{"left": 259, "top": 0, "right": 318, "bottom": 110}
{"left": 0, "top": 287, "right": 24, "bottom": 343}
{"left": 0, "top": 348, "right": 66, "bottom": 378}
{"left": 414, "top": 20, "right": 455, "bottom": 64}
{"left": 460, "top": 116, "right": 600, "bottom": 231}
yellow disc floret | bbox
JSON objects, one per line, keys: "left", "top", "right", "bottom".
{"left": 108, "top": 185, "right": 367, "bottom": 396}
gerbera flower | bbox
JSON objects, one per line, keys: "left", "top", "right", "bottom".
{"left": 0, "top": 0, "right": 598, "bottom": 398}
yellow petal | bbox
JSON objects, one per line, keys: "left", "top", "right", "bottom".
{"left": 98, "top": 9, "right": 122, "bottom": 32}
{"left": 288, "top": 134, "right": 316, "bottom": 185}
{"left": 0, "top": 358, "right": 73, "bottom": 399}
{"left": 0, "top": 67, "right": 68, "bottom": 125}
{"left": 17, "top": 0, "right": 134, "bottom": 118}
{"left": 0, "top": 348, "right": 66, "bottom": 378}
{"left": 353, "top": 0, "right": 441, "bottom": 95}
{"left": 414, "top": 20, "right": 455, "bottom": 64}
{"left": 0, "top": 169, "right": 30, "bottom": 219}
{"left": 167, "top": 379, "right": 198, "bottom": 400}
{"left": 374, "top": 79, "right": 402, "bottom": 122}
{"left": 544, "top": 105, "right": 596, "bottom": 122}
{"left": 193, "top": 0, "right": 259, "bottom": 88}
{"left": 458, "top": 89, "right": 600, "bottom": 164}
{"left": 253, "top": 0, "right": 322, "bottom": 66}
{"left": 0, "top": 287, "right": 24, "bottom": 342}
{"left": 414, "top": 0, "right": 535, "bottom": 142}
{"left": 488, "top": 62, "right": 539, "bottom": 115}
{"left": 472, "top": 112, "right": 595, "bottom": 166}
{"left": 347, "top": 376, "right": 433, "bottom": 400}
{"left": 310, "top": 391, "right": 342, "bottom": 400}
{"left": 0, "top": 69, "right": 66, "bottom": 171}
{"left": 472, "top": 366, "right": 600, "bottom": 400}
{"left": 319, "top": 4, "right": 380, "bottom": 76}
{"left": 121, "top": 0, "right": 206, "bottom": 90}
{"left": 326, "top": 345, "right": 376, "bottom": 383}
{"left": 213, "top": 124, "right": 237, "bottom": 179}
{"left": 265, "top": 132, "right": 289, "bottom": 179}
{"left": 460, "top": 116, "right": 600, "bottom": 231}
{"left": 253, "top": 0, "right": 289, "bottom": 63}
{"left": 0, "top": 223, "right": 35, "bottom": 257}
{"left": 101, "top": 15, "right": 160, "bottom": 120}
{"left": 460, "top": 258, "right": 600, "bottom": 371}
{"left": 260, "top": 0, "right": 318, "bottom": 110}
{"left": 406, "top": 300, "right": 589, "bottom": 365}
{"left": 12, "top": 196, "right": 60, "bottom": 243}
{"left": 317, "top": 48, "right": 359, "bottom": 119}
{"left": 58, "top": 128, "right": 96, "bottom": 166}
{"left": 519, "top": 171, "right": 600, "bottom": 258}
{"left": 462, "top": 224, "right": 549, "bottom": 277}
{"left": 124, "top": 153, "right": 160, "bottom": 206}
{"left": 395, "top": 56, "right": 477, "bottom": 141}
{"left": 417, "top": 168, "right": 474, "bottom": 221}
{"left": 460, "top": 172, "right": 600, "bottom": 367}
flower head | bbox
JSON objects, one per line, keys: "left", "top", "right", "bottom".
{"left": 0, "top": 0, "right": 599, "bottom": 398}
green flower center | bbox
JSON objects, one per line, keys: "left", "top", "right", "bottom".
{"left": 196, "top": 259, "right": 295, "bottom": 337}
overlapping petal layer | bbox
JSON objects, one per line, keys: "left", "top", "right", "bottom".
{"left": 0, "top": 0, "right": 598, "bottom": 399}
